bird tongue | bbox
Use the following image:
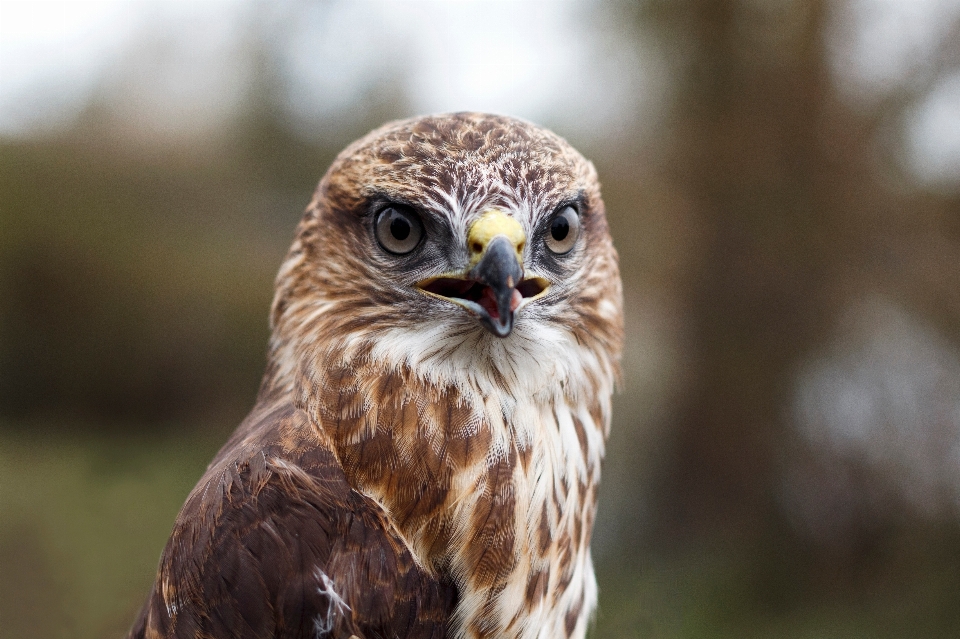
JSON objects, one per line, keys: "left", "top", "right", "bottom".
{"left": 510, "top": 288, "right": 522, "bottom": 311}
{"left": 478, "top": 286, "right": 523, "bottom": 320}
{"left": 478, "top": 286, "right": 501, "bottom": 320}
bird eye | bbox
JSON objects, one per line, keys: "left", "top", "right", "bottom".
{"left": 375, "top": 205, "right": 424, "bottom": 254}
{"left": 545, "top": 206, "right": 580, "bottom": 254}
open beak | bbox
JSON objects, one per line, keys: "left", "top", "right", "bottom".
{"left": 417, "top": 209, "right": 549, "bottom": 337}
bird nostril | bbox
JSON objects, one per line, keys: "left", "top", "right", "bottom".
{"left": 471, "top": 242, "right": 484, "bottom": 254}
{"left": 517, "top": 241, "right": 525, "bottom": 253}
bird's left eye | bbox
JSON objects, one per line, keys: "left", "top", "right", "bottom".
{"left": 545, "top": 205, "right": 581, "bottom": 254}
{"left": 375, "top": 205, "right": 424, "bottom": 254}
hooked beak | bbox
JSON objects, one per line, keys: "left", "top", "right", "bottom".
{"left": 417, "top": 210, "right": 549, "bottom": 337}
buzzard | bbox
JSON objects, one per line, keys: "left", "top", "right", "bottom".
{"left": 129, "top": 113, "right": 623, "bottom": 639}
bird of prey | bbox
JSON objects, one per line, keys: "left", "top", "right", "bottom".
{"left": 129, "top": 112, "right": 623, "bottom": 639}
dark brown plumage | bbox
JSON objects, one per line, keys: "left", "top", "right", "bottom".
{"left": 129, "top": 113, "right": 623, "bottom": 639}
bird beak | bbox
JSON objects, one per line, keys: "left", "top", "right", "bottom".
{"left": 467, "top": 234, "right": 524, "bottom": 336}
{"left": 417, "top": 209, "right": 549, "bottom": 338}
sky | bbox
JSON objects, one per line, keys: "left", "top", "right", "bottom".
{"left": 1, "top": 0, "right": 959, "bottom": 181}
{"left": 0, "top": 0, "right": 651, "bottom": 143}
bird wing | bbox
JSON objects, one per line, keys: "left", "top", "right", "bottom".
{"left": 128, "top": 401, "right": 456, "bottom": 639}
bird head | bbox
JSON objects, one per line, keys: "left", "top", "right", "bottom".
{"left": 266, "top": 113, "right": 623, "bottom": 399}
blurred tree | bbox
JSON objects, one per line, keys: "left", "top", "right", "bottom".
{"left": 644, "top": 0, "right": 843, "bottom": 540}
{"left": 0, "top": 1, "right": 412, "bottom": 426}
{"left": 639, "top": 0, "right": 960, "bottom": 547}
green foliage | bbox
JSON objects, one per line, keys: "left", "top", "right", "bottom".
{"left": 0, "top": 125, "right": 340, "bottom": 424}
{"left": 593, "top": 537, "right": 960, "bottom": 639}
{"left": 0, "top": 424, "right": 226, "bottom": 639}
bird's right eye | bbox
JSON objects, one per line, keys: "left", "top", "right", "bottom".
{"left": 375, "top": 205, "right": 424, "bottom": 254}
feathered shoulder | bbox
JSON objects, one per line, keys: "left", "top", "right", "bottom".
{"left": 129, "top": 399, "right": 457, "bottom": 639}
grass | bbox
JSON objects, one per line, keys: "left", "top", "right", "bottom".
{"left": 592, "top": 534, "right": 960, "bottom": 639}
{"left": 0, "top": 424, "right": 225, "bottom": 639}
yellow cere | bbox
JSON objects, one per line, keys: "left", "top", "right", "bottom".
{"left": 466, "top": 209, "right": 526, "bottom": 267}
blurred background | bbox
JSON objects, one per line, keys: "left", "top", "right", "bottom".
{"left": 3, "top": 0, "right": 960, "bottom": 637}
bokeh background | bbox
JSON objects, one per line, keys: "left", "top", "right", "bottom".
{"left": 3, "top": 0, "right": 960, "bottom": 637}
